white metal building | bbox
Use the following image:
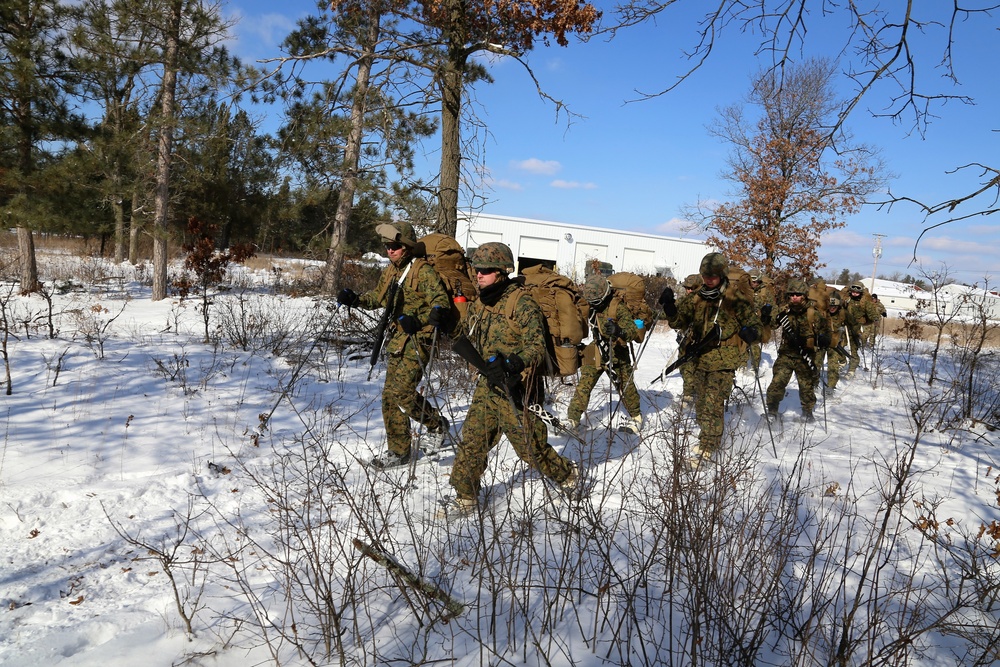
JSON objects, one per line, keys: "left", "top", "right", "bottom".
{"left": 457, "top": 212, "right": 711, "bottom": 280}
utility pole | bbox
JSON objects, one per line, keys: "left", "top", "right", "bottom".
{"left": 871, "top": 233, "right": 885, "bottom": 292}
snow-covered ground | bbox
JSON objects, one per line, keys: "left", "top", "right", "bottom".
{"left": 1, "top": 263, "right": 998, "bottom": 666}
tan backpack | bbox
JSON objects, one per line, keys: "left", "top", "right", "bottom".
{"left": 514, "top": 265, "right": 588, "bottom": 376}
{"left": 608, "top": 272, "right": 654, "bottom": 342}
{"left": 413, "top": 233, "right": 478, "bottom": 323}
{"left": 808, "top": 278, "right": 830, "bottom": 313}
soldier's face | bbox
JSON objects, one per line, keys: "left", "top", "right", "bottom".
{"left": 702, "top": 275, "right": 721, "bottom": 289}
{"left": 384, "top": 242, "right": 406, "bottom": 265}
{"left": 476, "top": 267, "right": 501, "bottom": 288}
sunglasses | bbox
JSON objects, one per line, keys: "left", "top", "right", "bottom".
{"left": 475, "top": 267, "right": 499, "bottom": 275}
{"left": 384, "top": 242, "right": 404, "bottom": 251}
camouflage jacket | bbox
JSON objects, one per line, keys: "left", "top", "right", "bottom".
{"left": 358, "top": 257, "right": 450, "bottom": 354}
{"left": 828, "top": 307, "right": 847, "bottom": 348}
{"left": 462, "top": 280, "right": 548, "bottom": 373}
{"left": 582, "top": 299, "right": 640, "bottom": 367}
{"left": 668, "top": 280, "right": 761, "bottom": 371}
{"left": 775, "top": 303, "right": 828, "bottom": 356}
{"left": 752, "top": 283, "right": 776, "bottom": 311}
{"left": 845, "top": 296, "right": 880, "bottom": 328}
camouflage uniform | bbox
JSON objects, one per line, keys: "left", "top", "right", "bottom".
{"left": 867, "top": 295, "right": 888, "bottom": 346}
{"left": 568, "top": 275, "right": 642, "bottom": 425}
{"left": 676, "top": 275, "right": 702, "bottom": 405}
{"left": 815, "top": 293, "right": 850, "bottom": 391}
{"left": 749, "top": 273, "right": 776, "bottom": 369}
{"left": 844, "top": 284, "right": 879, "bottom": 375}
{"left": 766, "top": 280, "right": 825, "bottom": 419}
{"left": 667, "top": 254, "right": 761, "bottom": 455}
{"left": 354, "top": 222, "right": 450, "bottom": 459}
{"left": 449, "top": 244, "right": 576, "bottom": 503}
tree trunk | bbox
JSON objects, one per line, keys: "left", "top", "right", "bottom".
{"left": 113, "top": 189, "right": 126, "bottom": 263}
{"left": 437, "top": 54, "right": 463, "bottom": 238}
{"left": 128, "top": 187, "right": 142, "bottom": 264}
{"left": 151, "top": 0, "right": 182, "bottom": 301}
{"left": 16, "top": 227, "right": 40, "bottom": 293}
{"left": 323, "top": 15, "right": 380, "bottom": 294}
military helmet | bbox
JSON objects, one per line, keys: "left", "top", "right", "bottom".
{"left": 470, "top": 242, "right": 515, "bottom": 273}
{"left": 699, "top": 252, "right": 729, "bottom": 279}
{"left": 850, "top": 283, "right": 864, "bottom": 292}
{"left": 582, "top": 274, "right": 611, "bottom": 305}
{"left": 829, "top": 292, "right": 842, "bottom": 307}
{"left": 749, "top": 272, "right": 764, "bottom": 282}
{"left": 786, "top": 278, "right": 808, "bottom": 295}
{"left": 682, "top": 274, "right": 703, "bottom": 289}
{"left": 375, "top": 220, "right": 418, "bottom": 249}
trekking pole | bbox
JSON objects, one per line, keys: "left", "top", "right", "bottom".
{"left": 753, "top": 369, "right": 778, "bottom": 458}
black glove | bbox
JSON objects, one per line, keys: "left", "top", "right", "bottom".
{"left": 397, "top": 314, "right": 420, "bottom": 334}
{"left": 504, "top": 353, "right": 525, "bottom": 376}
{"left": 659, "top": 288, "right": 677, "bottom": 318}
{"left": 760, "top": 304, "right": 772, "bottom": 326}
{"left": 603, "top": 319, "right": 622, "bottom": 339}
{"left": 738, "top": 326, "right": 760, "bottom": 344}
{"left": 337, "top": 288, "right": 359, "bottom": 307}
{"left": 817, "top": 331, "right": 832, "bottom": 348}
{"left": 484, "top": 355, "right": 508, "bottom": 388}
{"left": 427, "top": 305, "right": 447, "bottom": 330}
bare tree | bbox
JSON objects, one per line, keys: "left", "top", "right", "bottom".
{"left": 608, "top": 2, "right": 1000, "bottom": 256}
{"left": 685, "top": 58, "right": 886, "bottom": 279}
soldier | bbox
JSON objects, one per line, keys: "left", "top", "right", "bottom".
{"left": 765, "top": 279, "right": 827, "bottom": 422}
{"left": 748, "top": 272, "right": 776, "bottom": 371}
{"left": 567, "top": 273, "right": 643, "bottom": 434}
{"left": 868, "top": 293, "right": 888, "bottom": 346}
{"left": 843, "top": 283, "right": 880, "bottom": 377}
{"left": 677, "top": 274, "right": 703, "bottom": 408}
{"left": 442, "top": 242, "right": 579, "bottom": 517}
{"left": 658, "top": 252, "right": 761, "bottom": 463}
{"left": 816, "top": 291, "right": 852, "bottom": 396}
{"left": 336, "top": 221, "right": 451, "bottom": 468}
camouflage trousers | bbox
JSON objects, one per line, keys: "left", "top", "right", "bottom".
{"left": 567, "top": 357, "right": 641, "bottom": 423}
{"left": 815, "top": 347, "right": 845, "bottom": 390}
{"left": 680, "top": 360, "right": 698, "bottom": 402}
{"left": 450, "top": 381, "right": 575, "bottom": 501}
{"left": 382, "top": 335, "right": 444, "bottom": 457}
{"left": 847, "top": 330, "right": 862, "bottom": 375}
{"left": 766, "top": 353, "right": 817, "bottom": 415}
{"left": 691, "top": 367, "right": 736, "bottom": 454}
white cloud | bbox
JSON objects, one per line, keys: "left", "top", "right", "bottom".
{"left": 492, "top": 179, "right": 524, "bottom": 191}
{"left": 550, "top": 179, "right": 597, "bottom": 190}
{"left": 513, "top": 158, "right": 561, "bottom": 175}
{"left": 655, "top": 217, "right": 704, "bottom": 238}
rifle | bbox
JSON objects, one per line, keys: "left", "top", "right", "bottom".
{"left": 777, "top": 314, "right": 819, "bottom": 375}
{"left": 367, "top": 281, "right": 399, "bottom": 380}
{"left": 451, "top": 336, "right": 525, "bottom": 410}
{"left": 653, "top": 323, "right": 720, "bottom": 383}
{"left": 593, "top": 319, "right": 620, "bottom": 384}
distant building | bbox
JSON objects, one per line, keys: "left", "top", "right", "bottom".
{"left": 458, "top": 212, "right": 710, "bottom": 281}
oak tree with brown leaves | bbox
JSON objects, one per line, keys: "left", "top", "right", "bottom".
{"left": 686, "top": 58, "right": 886, "bottom": 282}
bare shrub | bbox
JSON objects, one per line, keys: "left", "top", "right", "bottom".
{"left": 213, "top": 289, "right": 320, "bottom": 356}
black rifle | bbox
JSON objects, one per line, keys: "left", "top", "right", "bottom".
{"left": 451, "top": 336, "right": 525, "bottom": 410}
{"left": 653, "top": 323, "right": 721, "bottom": 383}
{"left": 777, "top": 314, "right": 819, "bottom": 375}
{"left": 833, "top": 344, "right": 851, "bottom": 361}
{"left": 367, "top": 281, "right": 399, "bottom": 380}
{"left": 593, "top": 319, "right": 620, "bottom": 384}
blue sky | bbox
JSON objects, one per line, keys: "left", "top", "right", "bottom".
{"left": 228, "top": 2, "right": 1000, "bottom": 285}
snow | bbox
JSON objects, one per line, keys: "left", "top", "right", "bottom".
{"left": 1, "top": 262, "right": 999, "bottom": 666}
